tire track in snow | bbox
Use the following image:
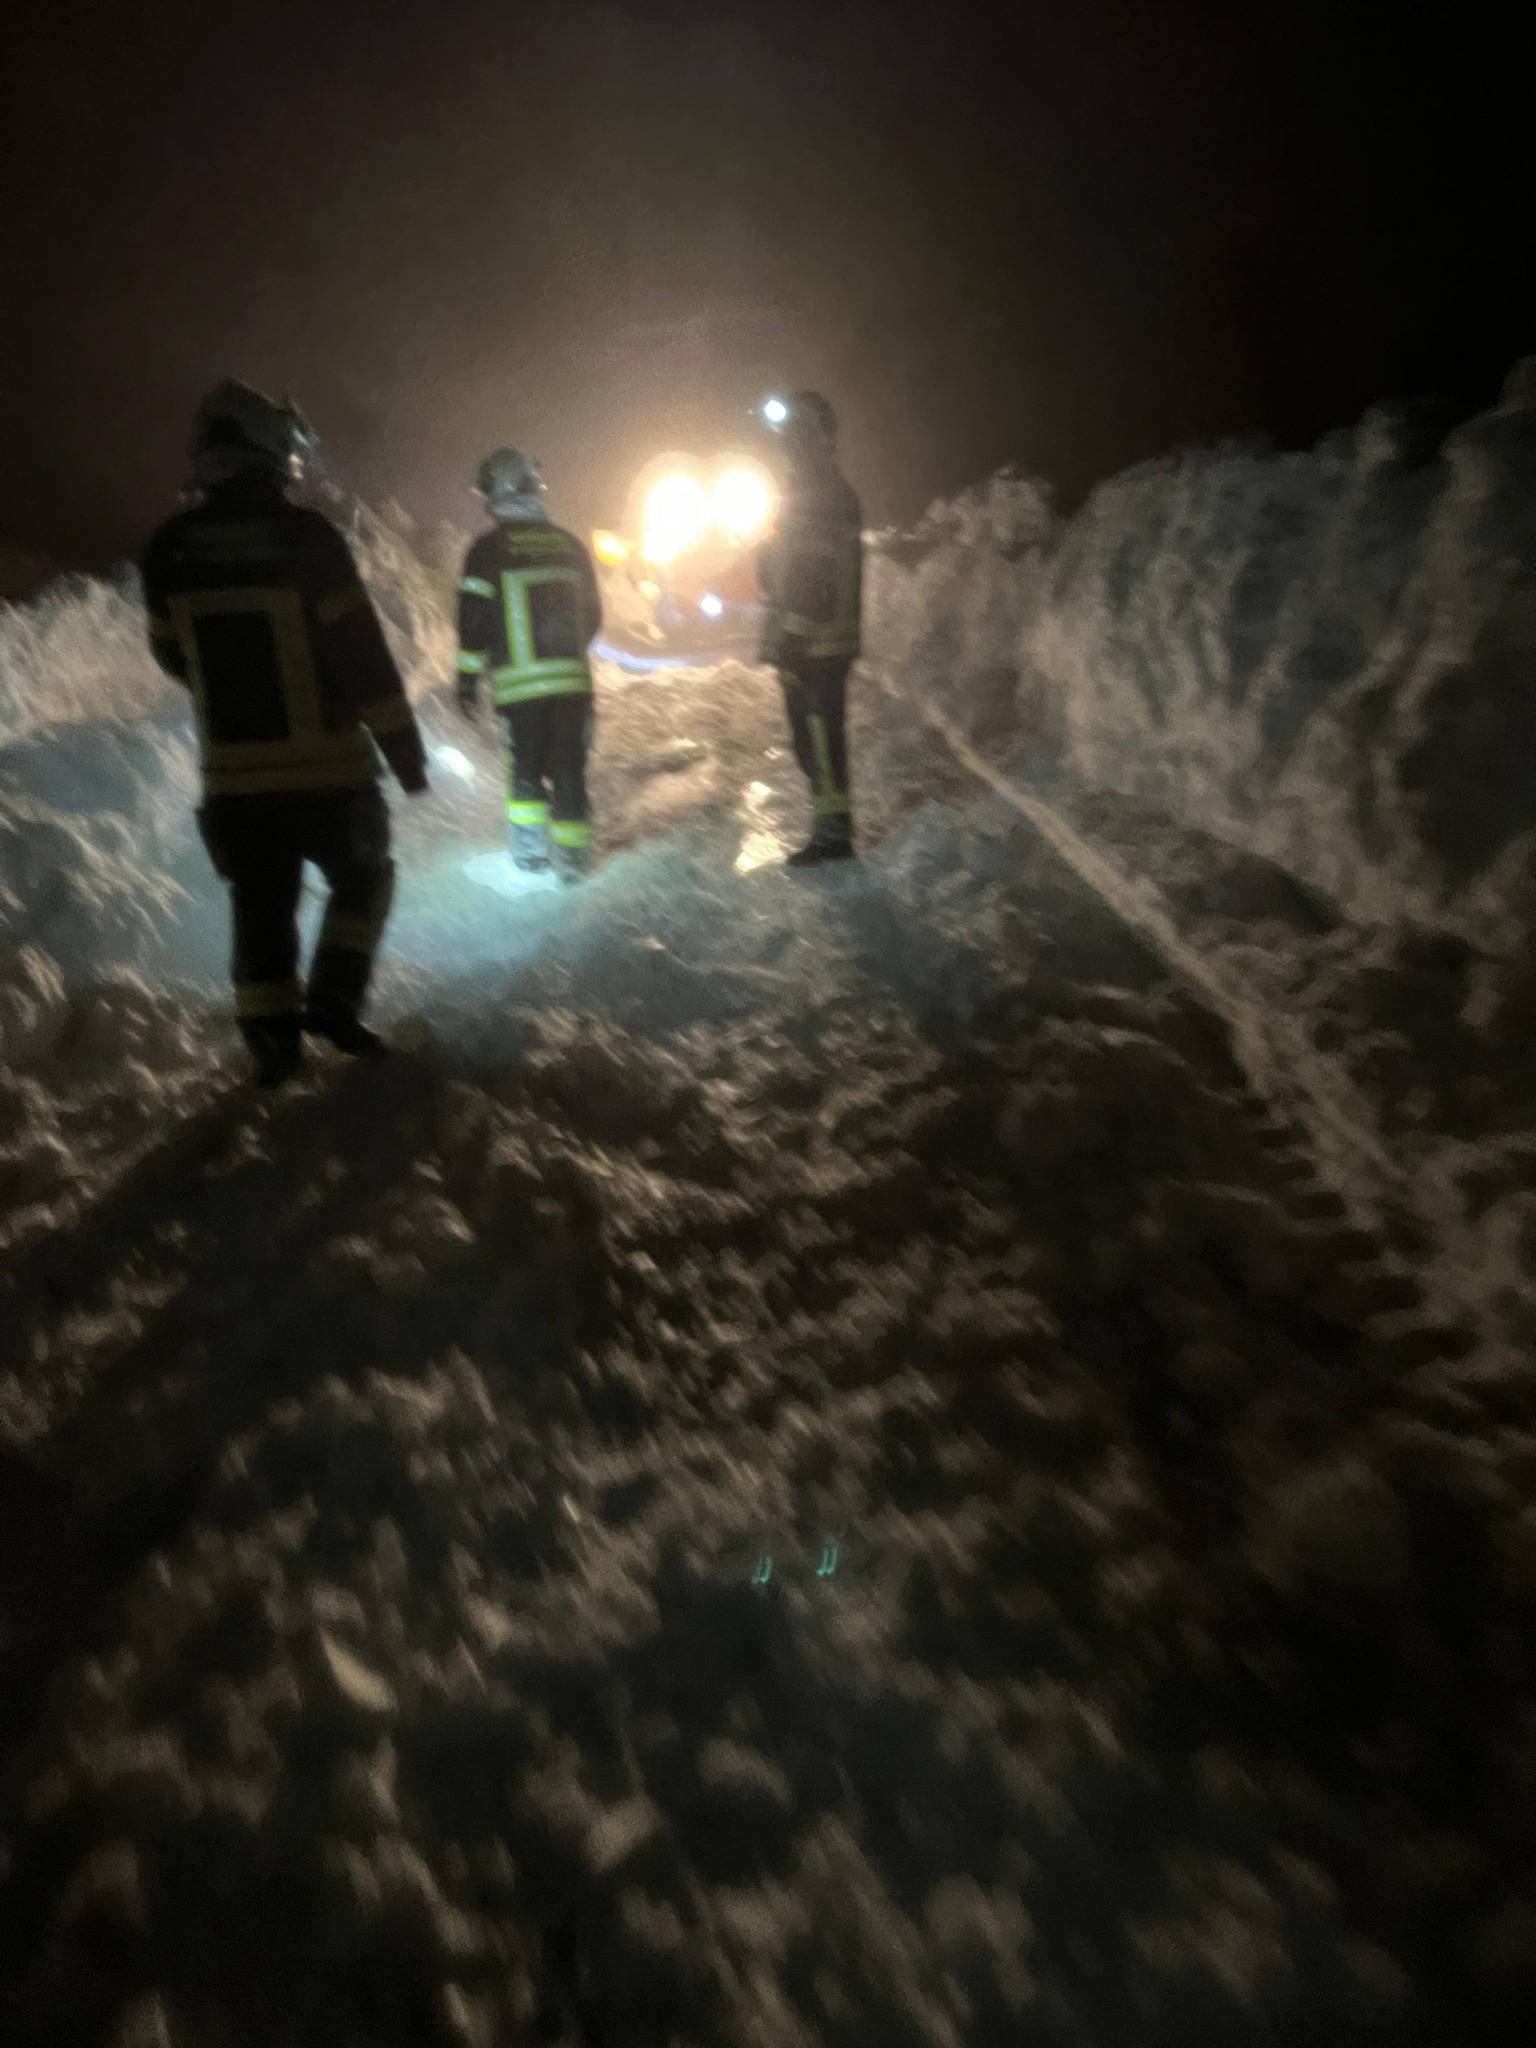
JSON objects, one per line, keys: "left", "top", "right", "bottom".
{"left": 887, "top": 678, "right": 1503, "bottom": 1345}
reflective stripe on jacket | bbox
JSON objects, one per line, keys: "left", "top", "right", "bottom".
{"left": 456, "top": 520, "right": 601, "bottom": 706}
{"left": 758, "top": 468, "right": 863, "bottom": 665}
{"left": 142, "top": 481, "right": 423, "bottom": 798}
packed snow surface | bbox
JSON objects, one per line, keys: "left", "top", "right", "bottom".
{"left": 2, "top": 390, "right": 1534, "bottom": 2047}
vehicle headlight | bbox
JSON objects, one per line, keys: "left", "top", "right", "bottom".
{"left": 712, "top": 464, "right": 776, "bottom": 543}
{"left": 641, "top": 474, "right": 711, "bottom": 564}
{"left": 592, "top": 529, "right": 629, "bottom": 567}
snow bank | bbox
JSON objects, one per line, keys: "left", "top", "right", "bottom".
{"left": 312, "top": 488, "right": 459, "bottom": 701}
{"left": 866, "top": 473, "right": 1055, "bottom": 752}
{"left": 0, "top": 494, "right": 462, "bottom": 996}
{"left": 0, "top": 570, "right": 169, "bottom": 747}
{"left": 875, "top": 360, "right": 1536, "bottom": 945}
{"left": 2, "top": 416, "right": 1534, "bottom": 2044}
{"left": 0, "top": 493, "right": 456, "bottom": 755}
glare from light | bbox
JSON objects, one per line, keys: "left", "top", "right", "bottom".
{"left": 761, "top": 396, "right": 789, "bottom": 426}
{"left": 699, "top": 592, "right": 725, "bottom": 619}
{"left": 642, "top": 473, "right": 711, "bottom": 564}
{"left": 735, "top": 775, "right": 785, "bottom": 872}
{"left": 592, "top": 528, "right": 629, "bottom": 567}
{"left": 713, "top": 464, "right": 776, "bottom": 542}
{"left": 432, "top": 744, "right": 475, "bottom": 782}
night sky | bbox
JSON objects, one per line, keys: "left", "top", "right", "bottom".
{"left": 1, "top": 0, "right": 1528, "bottom": 564}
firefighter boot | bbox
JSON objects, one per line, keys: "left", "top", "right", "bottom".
{"left": 550, "top": 841, "right": 591, "bottom": 888}
{"left": 549, "top": 819, "right": 592, "bottom": 887}
{"left": 507, "top": 819, "right": 550, "bottom": 871}
{"left": 786, "top": 816, "right": 854, "bottom": 867}
{"left": 246, "top": 1015, "right": 306, "bottom": 1088}
{"left": 304, "top": 1003, "right": 388, "bottom": 1059}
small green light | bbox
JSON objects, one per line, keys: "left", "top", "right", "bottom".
{"left": 816, "top": 1541, "right": 840, "bottom": 1578}
{"left": 751, "top": 1554, "right": 775, "bottom": 1587}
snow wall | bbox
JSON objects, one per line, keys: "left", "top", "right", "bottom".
{"left": 0, "top": 493, "right": 458, "bottom": 1003}
{"left": 0, "top": 490, "right": 454, "bottom": 752}
{"left": 4, "top": 362, "right": 1532, "bottom": 960}
{"left": 871, "top": 358, "right": 1536, "bottom": 948}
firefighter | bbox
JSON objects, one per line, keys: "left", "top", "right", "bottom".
{"left": 142, "top": 381, "right": 428, "bottom": 1087}
{"left": 454, "top": 449, "right": 602, "bottom": 883}
{"left": 757, "top": 390, "right": 863, "bottom": 864}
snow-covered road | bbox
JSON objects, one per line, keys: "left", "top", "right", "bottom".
{"left": 3, "top": 627, "right": 1531, "bottom": 2045}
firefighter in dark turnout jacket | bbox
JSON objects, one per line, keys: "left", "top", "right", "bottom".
{"left": 454, "top": 449, "right": 602, "bottom": 882}
{"left": 758, "top": 391, "right": 863, "bottom": 864}
{"left": 143, "top": 382, "right": 427, "bottom": 1086}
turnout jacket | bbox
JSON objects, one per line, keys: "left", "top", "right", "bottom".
{"left": 758, "top": 465, "right": 863, "bottom": 666}
{"left": 455, "top": 520, "right": 602, "bottom": 707}
{"left": 143, "top": 479, "right": 425, "bottom": 798}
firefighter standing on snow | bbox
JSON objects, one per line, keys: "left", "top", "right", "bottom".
{"left": 142, "top": 381, "right": 428, "bottom": 1086}
{"left": 758, "top": 390, "right": 863, "bottom": 864}
{"left": 454, "top": 449, "right": 602, "bottom": 882}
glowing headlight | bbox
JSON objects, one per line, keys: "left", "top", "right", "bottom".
{"left": 761, "top": 396, "right": 789, "bottom": 427}
{"left": 592, "top": 528, "right": 629, "bottom": 567}
{"left": 712, "top": 464, "right": 776, "bottom": 542}
{"left": 642, "top": 473, "right": 711, "bottom": 564}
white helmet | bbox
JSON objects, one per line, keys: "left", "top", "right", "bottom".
{"left": 190, "top": 381, "right": 312, "bottom": 487}
{"left": 476, "top": 446, "right": 546, "bottom": 522}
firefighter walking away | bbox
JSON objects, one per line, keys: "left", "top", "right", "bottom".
{"left": 455, "top": 449, "right": 602, "bottom": 884}
{"left": 142, "top": 381, "right": 428, "bottom": 1087}
{"left": 758, "top": 390, "right": 863, "bottom": 864}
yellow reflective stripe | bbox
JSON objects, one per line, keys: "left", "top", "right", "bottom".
{"left": 549, "top": 818, "right": 591, "bottom": 849}
{"left": 490, "top": 661, "right": 589, "bottom": 683}
{"left": 203, "top": 759, "right": 375, "bottom": 796}
{"left": 455, "top": 650, "right": 488, "bottom": 674}
{"left": 808, "top": 713, "right": 837, "bottom": 792}
{"left": 506, "top": 799, "right": 549, "bottom": 825}
{"left": 491, "top": 669, "right": 591, "bottom": 704}
{"left": 235, "top": 978, "right": 303, "bottom": 1019}
{"left": 316, "top": 585, "right": 369, "bottom": 626}
{"left": 172, "top": 585, "right": 308, "bottom": 735}
{"left": 203, "top": 736, "right": 374, "bottom": 772}
{"left": 359, "top": 693, "right": 414, "bottom": 734}
{"left": 459, "top": 575, "right": 497, "bottom": 599}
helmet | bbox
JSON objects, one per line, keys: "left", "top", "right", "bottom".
{"left": 190, "top": 380, "right": 311, "bottom": 486}
{"left": 475, "top": 447, "right": 546, "bottom": 521}
{"left": 787, "top": 390, "right": 837, "bottom": 443}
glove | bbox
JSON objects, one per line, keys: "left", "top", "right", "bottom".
{"left": 456, "top": 673, "right": 481, "bottom": 720}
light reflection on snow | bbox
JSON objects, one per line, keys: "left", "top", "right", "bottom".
{"left": 734, "top": 778, "right": 786, "bottom": 873}
{"left": 461, "top": 853, "right": 561, "bottom": 898}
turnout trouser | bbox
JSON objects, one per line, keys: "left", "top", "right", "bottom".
{"left": 779, "top": 656, "right": 853, "bottom": 842}
{"left": 499, "top": 695, "right": 592, "bottom": 870}
{"left": 198, "top": 784, "right": 395, "bottom": 1057}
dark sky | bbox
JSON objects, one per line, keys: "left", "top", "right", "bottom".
{"left": 1, "top": 0, "right": 1529, "bottom": 563}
